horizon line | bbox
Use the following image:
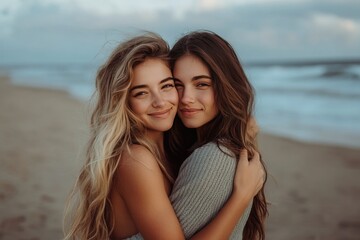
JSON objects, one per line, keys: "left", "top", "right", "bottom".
{"left": 1, "top": 58, "right": 360, "bottom": 69}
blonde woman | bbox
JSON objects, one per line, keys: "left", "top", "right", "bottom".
{"left": 64, "top": 32, "right": 264, "bottom": 239}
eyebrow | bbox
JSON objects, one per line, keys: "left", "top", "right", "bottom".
{"left": 192, "top": 75, "right": 212, "bottom": 81}
{"left": 130, "top": 77, "right": 174, "bottom": 92}
{"left": 173, "top": 75, "right": 212, "bottom": 83}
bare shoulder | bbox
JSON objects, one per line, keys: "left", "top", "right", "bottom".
{"left": 113, "top": 144, "right": 165, "bottom": 200}
{"left": 119, "top": 144, "right": 159, "bottom": 169}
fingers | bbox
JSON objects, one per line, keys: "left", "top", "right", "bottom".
{"left": 250, "top": 151, "right": 260, "bottom": 162}
{"left": 234, "top": 149, "right": 266, "bottom": 199}
{"left": 239, "top": 149, "right": 248, "bottom": 162}
{"left": 238, "top": 149, "right": 260, "bottom": 166}
{"left": 238, "top": 149, "right": 250, "bottom": 169}
{"left": 248, "top": 151, "right": 265, "bottom": 192}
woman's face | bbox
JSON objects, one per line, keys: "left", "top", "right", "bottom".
{"left": 129, "top": 58, "right": 178, "bottom": 133}
{"left": 173, "top": 54, "right": 218, "bottom": 128}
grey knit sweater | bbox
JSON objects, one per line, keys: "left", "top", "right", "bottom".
{"left": 125, "top": 142, "right": 252, "bottom": 239}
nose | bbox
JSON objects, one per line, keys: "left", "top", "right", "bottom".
{"left": 180, "top": 86, "right": 195, "bottom": 105}
{"left": 152, "top": 93, "right": 166, "bottom": 108}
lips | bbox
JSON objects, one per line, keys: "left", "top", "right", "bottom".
{"left": 179, "top": 108, "right": 201, "bottom": 117}
{"left": 148, "top": 108, "right": 172, "bottom": 118}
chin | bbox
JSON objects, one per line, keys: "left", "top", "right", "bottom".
{"left": 155, "top": 122, "right": 174, "bottom": 132}
{"left": 181, "top": 121, "right": 201, "bottom": 129}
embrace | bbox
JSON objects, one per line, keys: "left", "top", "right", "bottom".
{"left": 64, "top": 30, "right": 268, "bottom": 240}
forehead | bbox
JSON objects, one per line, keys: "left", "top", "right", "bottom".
{"left": 131, "top": 58, "right": 171, "bottom": 86}
{"left": 173, "top": 54, "right": 210, "bottom": 79}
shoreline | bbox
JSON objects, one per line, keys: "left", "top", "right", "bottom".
{"left": 1, "top": 75, "right": 360, "bottom": 239}
{"left": 6, "top": 63, "right": 360, "bottom": 150}
{"left": 260, "top": 128, "right": 360, "bottom": 151}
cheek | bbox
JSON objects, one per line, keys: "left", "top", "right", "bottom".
{"left": 202, "top": 91, "right": 218, "bottom": 112}
{"left": 165, "top": 90, "right": 179, "bottom": 105}
{"left": 129, "top": 99, "right": 146, "bottom": 115}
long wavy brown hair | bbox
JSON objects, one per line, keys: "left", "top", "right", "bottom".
{"left": 168, "top": 30, "right": 268, "bottom": 240}
{"left": 63, "top": 32, "right": 173, "bottom": 240}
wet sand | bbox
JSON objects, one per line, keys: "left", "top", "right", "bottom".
{"left": 0, "top": 75, "right": 359, "bottom": 239}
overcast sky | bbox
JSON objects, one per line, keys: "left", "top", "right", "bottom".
{"left": 0, "top": 0, "right": 359, "bottom": 64}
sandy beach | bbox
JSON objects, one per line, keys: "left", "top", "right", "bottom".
{"left": 0, "top": 75, "right": 359, "bottom": 240}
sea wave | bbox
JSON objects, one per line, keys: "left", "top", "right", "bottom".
{"left": 3, "top": 62, "right": 360, "bottom": 148}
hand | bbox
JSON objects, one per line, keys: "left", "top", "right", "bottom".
{"left": 233, "top": 149, "right": 265, "bottom": 201}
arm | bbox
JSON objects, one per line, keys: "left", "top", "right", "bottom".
{"left": 116, "top": 145, "right": 263, "bottom": 240}
{"left": 193, "top": 117, "right": 263, "bottom": 239}
{"left": 170, "top": 143, "right": 264, "bottom": 239}
{"left": 190, "top": 149, "right": 264, "bottom": 239}
{"left": 115, "top": 145, "right": 185, "bottom": 240}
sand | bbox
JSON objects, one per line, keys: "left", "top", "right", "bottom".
{"left": 0, "top": 75, "right": 359, "bottom": 240}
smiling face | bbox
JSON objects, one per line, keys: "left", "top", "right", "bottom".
{"left": 173, "top": 54, "right": 218, "bottom": 129}
{"left": 128, "top": 58, "right": 178, "bottom": 134}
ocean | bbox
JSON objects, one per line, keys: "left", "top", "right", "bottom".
{"left": 2, "top": 60, "right": 360, "bottom": 148}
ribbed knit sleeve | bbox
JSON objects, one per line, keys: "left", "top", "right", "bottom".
{"left": 170, "top": 142, "right": 252, "bottom": 240}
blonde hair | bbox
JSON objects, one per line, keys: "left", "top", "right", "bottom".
{"left": 64, "top": 32, "right": 171, "bottom": 239}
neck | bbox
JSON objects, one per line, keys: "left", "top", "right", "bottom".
{"left": 145, "top": 130, "right": 174, "bottom": 180}
{"left": 196, "top": 129, "right": 201, "bottom": 142}
{"left": 196, "top": 126, "right": 206, "bottom": 144}
{"left": 146, "top": 130, "right": 165, "bottom": 153}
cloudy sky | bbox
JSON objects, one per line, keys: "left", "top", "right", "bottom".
{"left": 0, "top": 0, "right": 359, "bottom": 65}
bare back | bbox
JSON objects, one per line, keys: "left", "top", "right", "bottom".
{"left": 109, "top": 145, "right": 173, "bottom": 239}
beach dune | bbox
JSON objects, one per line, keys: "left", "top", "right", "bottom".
{"left": 0, "top": 76, "right": 359, "bottom": 239}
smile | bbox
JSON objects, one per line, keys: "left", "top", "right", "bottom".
{"left": 148, "top": 108, "right": 172, "bottom": 118}
{"left": 180, "top": 108, "right": 201, "bottom": 117}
